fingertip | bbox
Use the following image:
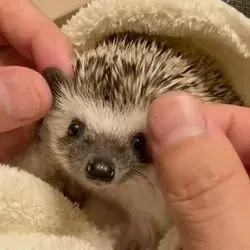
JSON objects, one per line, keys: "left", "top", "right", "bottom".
{"left": 21, "top": 67, "right": 53, "bottom": 119}
{"left": 148, "top": 91, "right": 205, "bottom": 151}
{"left": 148, "top": 91, "right": 200, "bottom": 131}
{"left": 0, "top": 0, "right": 74, "bottom": 78}
{"left": 30, "top": 68, "right": 53, "bottom": 117}
{"left": 0, "top": 66, "right": 52, "bottom": 132}
{"left": 32, "top": 27, "right": 74, "bottom": 77}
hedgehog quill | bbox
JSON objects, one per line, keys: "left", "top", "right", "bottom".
{"left": 11, "top": 33, "right": 244, "bottom": 250}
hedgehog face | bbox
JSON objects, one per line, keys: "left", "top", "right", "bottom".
{"left": 42, "top": 96, "right": 152, "bottom": 189}
{"left": 65, "top": 110, "right": 151, "bottom": 187}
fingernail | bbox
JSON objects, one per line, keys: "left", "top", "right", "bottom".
{"left": 0, "top": 70, "right": 51, "bottom": 121}
{"left": 148, "top": 92, "right": 206, "bottom": 147}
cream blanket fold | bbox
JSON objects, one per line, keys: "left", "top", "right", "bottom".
{"left": 1, "top": 0, "right": 250, "bottom": 249}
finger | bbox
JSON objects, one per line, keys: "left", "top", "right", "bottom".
{"left": 0, "top": 45, "right": 34, "bottom": 67}
{"left": 148, "top": 92, "right": 250, "bottom": 250}
{"left": 204, "top": 103, "right": 250, "bottom": 166}
{"left": 0, "top": 66, "right": 52, "bottom": 132}
{"left": 0, "top": 0, "right": 73, "bottom": 76}
{"left": 0, "top": 34, "right": 8, "bottom": 45}
{"left": 0, "top": 124, "right": 35, "bottom": 162}
{"left": 148, "top": 92, "right": 250, "bottom": 167}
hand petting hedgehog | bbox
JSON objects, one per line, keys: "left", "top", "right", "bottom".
{"left": 1, "top": 0, "right": 250, "bottom": 249}
{"left": 9, "top": 32, "right": 244, "bottom": 250}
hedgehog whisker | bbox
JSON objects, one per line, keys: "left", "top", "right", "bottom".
{"left": 130, "top": 169, "right": 154, "bottom": 190}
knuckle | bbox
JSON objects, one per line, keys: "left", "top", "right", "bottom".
{"left": 166, "top": 168, "right": 241, "bottom": 222}
{"left": 169, "top": 169, "right": 238, "bottom": 202}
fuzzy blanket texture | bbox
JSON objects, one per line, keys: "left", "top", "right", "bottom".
{"left": 1, "top": 0, "right": 250, "bottom": 249}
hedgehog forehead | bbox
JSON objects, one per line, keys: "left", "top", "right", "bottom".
{"left": 72, "top": 36, "right": 171, "bottom": 109}
{"left": 54, "top": 91, "right": 147, "bottom": 139}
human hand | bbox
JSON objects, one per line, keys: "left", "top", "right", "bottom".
{"left": 148, "top": 91, "right": 250, "bottom": 250}
{"left": 0, "top": 0, "right": 73, "bottom": 162}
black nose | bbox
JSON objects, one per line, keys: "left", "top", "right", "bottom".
{"left": 86, "top": 157, "right": 115, "bottom": 182}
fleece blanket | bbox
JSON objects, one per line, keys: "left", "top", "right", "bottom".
{"left": 1, "top": 0, "right": 250, "bottom": 249}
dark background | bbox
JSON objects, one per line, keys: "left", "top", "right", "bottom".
{"left": 223, "top": 0, "right": 250, "bottom": 18}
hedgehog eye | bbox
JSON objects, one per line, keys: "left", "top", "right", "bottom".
{"left": 67, "top": 119, "right": 84, "bottom": 137}
{"left": 132, "top": 132, "right": 151, "bottom": 163}
{"left": 132, "top": 132, "right": 147, "bottom": 154}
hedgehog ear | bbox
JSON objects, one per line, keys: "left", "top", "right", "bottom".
{"left": 42, "top": 67, "right": 71, "bottom": 101}
{"left": 72, "top": 49, "right": 83, "bottom": 82}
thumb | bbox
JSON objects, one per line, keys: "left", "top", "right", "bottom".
{"left": 0, "top": 66, "right": 52, "bottom": 132}
{"left": 148, "top": 92, "right": 250, "bottom": 250}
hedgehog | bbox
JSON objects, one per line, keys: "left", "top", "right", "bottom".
{"left": 10, "top": 32, "right": 244, "bottom": 250}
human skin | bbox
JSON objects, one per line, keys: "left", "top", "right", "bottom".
{"left": 148, "top": 91, "right": 250, "bottom": 250}
{"left": 0, "top": 0, "right": 73, "bottom": 161}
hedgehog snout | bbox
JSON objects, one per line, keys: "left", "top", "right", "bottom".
{"left": 85, "top": 156, "right": 115, "bottom": 182}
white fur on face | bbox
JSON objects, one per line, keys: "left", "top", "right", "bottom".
{"left": 46, "top": 87, "right": 148, "bottom": 141}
